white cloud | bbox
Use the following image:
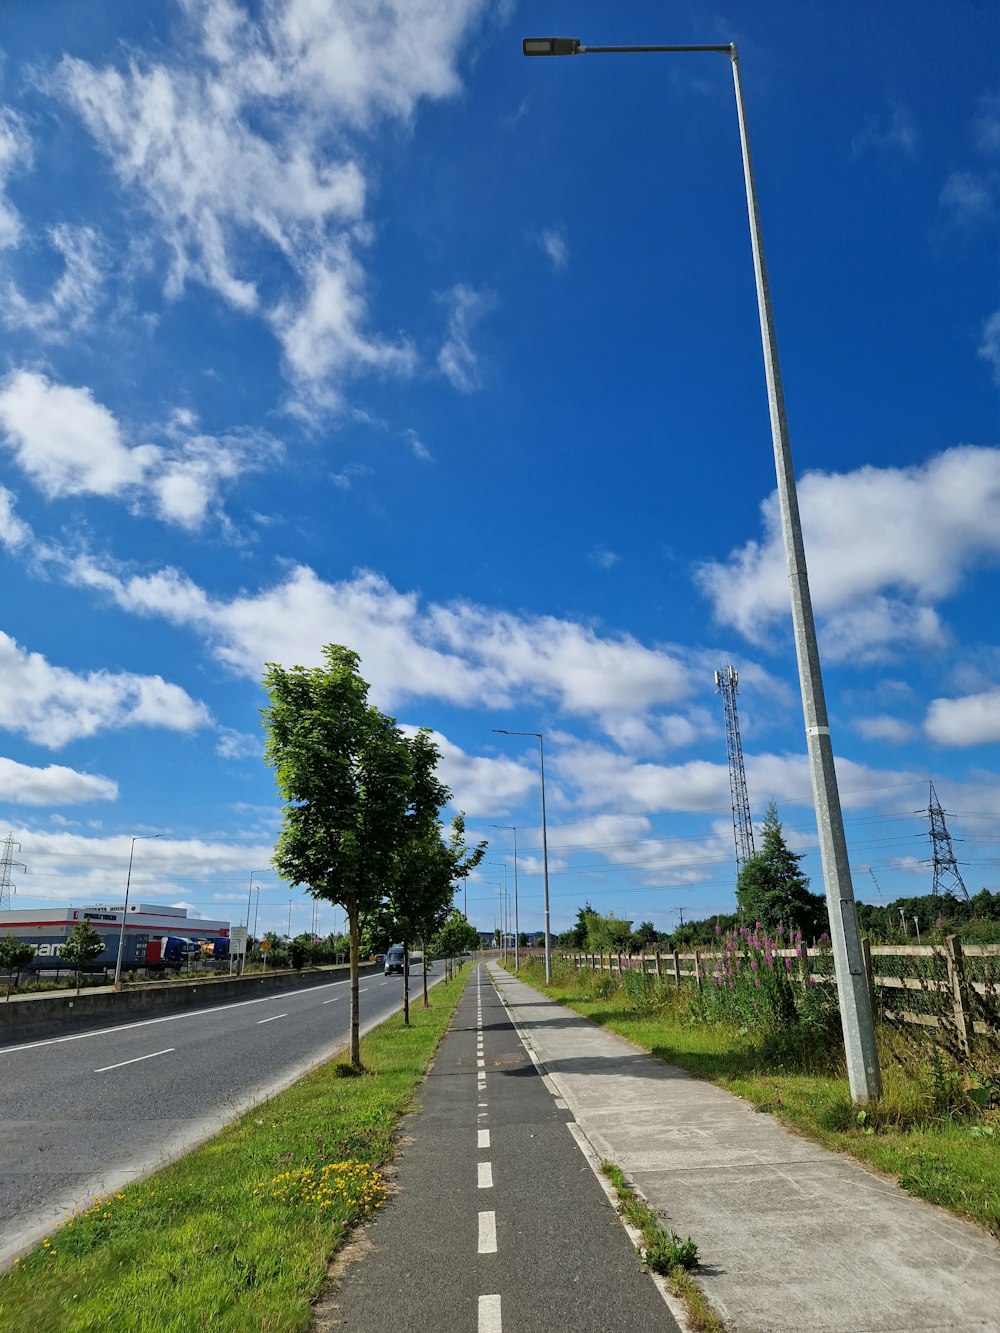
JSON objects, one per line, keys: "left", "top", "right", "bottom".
{"left": 56, "top": 555, "right": 699, "bottom": 733}
{"left": 54, "top": 0, "right": 490, "bottom": 403}
{"left": 0, "top": 757, "right": 117, "bottom": 806}
{"left": 852, "top": 101, "right": 917, "bottom": 158}
{"left": 0, "top": 631, "right": 211, "bottom": 748}
{"left": 695, "top": 447, "right": 1000, "bottom": 658}
{"left": 4, "top": 224, "right": 105, "bottom": 338}
{"left": 537, "top": 226, "right": 568, "bottom": 271}
{"left": 0, "top": 371, "right": 277, "bottom": 528}
{"left": 215, "top": 727, "right": 262, "bottom": 760}
{"left": 939, "top": 170, "right": 993, "bottom": 224}
{"left": 978, "top": 311, "right": 1000, "bottom": 384}
{"left": 0, "top": 108, "right": 31, "bottom": 249}
{"left": 925, "top": 689, "right": 1000, "bottom": 746}
{"left": 401, "top": 728, "right": 540, "bottom": 816}
{"left": 853, "top": 715, "right": 916, "bottom": 744}
{"left": 590, "top": 546, "right": 620, "bottom": 570}
{"left": 0, "top": 370, "right": 157, "bottom": 499}
{"left": 437, "top": 284, "right": 494, "bottom": 392}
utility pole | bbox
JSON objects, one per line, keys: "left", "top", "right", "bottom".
{"left": 927, "top": 782, "right": 970, "bottom": 901}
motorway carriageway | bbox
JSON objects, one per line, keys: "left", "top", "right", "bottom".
{"left": 0, "top": 968, "right": 441, "bottom": 1267}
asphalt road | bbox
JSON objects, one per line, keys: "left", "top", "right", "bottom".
{"left": 0, "top": 966, "right": 441, "bottom": 1266}
{"left": 322, "top": 964, "right": 678, "bottom": 1333}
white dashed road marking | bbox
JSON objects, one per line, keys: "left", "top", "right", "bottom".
{"left": 478, "top": 1293, "right": 502, "bottom": 1332}
{"left": 478, "top": 1210, "right": 497, "bottom": 1254}
{"left": 478, "top": 1161, "right": 493, "bottom": 1189}
{"left": 477, "top": 1128, "right": 490, "bottom": 1149}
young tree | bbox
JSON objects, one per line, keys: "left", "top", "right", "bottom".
{"left": 0, "top": 936, "right": 35, "bottom": 999}
{"left": 263, "top": 645, "right": 413, "bottom": 1068}
{"left": 736, "top": 802, "right": 826, "bottom": 937}
{"left": 387, "top": 732, "right": 486, "bottom": 1017}
{"left": 61, "top": 923, "right": 105, "bottom": 994}
{"left": 432, "top": 909, "right": 481, "bottom": 960}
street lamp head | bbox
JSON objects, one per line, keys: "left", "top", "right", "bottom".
{"left": 522, "top": 36, "right": 580, "bottom": 57}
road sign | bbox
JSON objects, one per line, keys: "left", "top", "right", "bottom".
{"left": 230, "top": 926, "right": 248, "bottom": 955}
{"left": 260, "top": 939, "right": 271, "bottom": 951}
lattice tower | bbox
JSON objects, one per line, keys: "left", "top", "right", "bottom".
{"left": 0, "top": 833, "right": 27, "bottom": 912}
{"left": 927, "top": 782, "right": 969, "bottom": 901}
{"left": 715, "top": 665, "right": 755, "bottom": 872}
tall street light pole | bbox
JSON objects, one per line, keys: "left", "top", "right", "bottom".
{"left": 493, "top": 729, "right": 551, "bottom": 984}
{"left": 245, "top": 870, "right": 267, "bottom": 975}
{"left": 113, "top": 834, "right": 162, "bottom": 990}
{"left": 490, "top": 825, "right": 519, "bottom": 971}
{"left": 522, "top": 35, "right": 881, "bottom": 1102}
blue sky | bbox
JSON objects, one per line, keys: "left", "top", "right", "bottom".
{"left": 0, "top": 0, "right": 997, "bottom": 940}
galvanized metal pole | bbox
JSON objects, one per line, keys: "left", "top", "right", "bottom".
{"left": 729, "top": 44, "right": 881, "bottom": 1102}
{"left": 538, "top": 734, "right": 552, "bottom": 984}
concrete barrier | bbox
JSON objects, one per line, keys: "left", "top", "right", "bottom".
{"left": 0, "top": 962, "right": 382, "bottom": 1047}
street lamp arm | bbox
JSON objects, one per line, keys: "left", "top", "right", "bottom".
{"left": 523, "top": 37, "right": 732, "bottom": 57}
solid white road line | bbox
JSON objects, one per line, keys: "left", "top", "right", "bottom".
{"left": 478, "top": 1128, "right": 490, "bottom": 1149}
{"left": 256, "top": 1014, "right": 286, "bottom": 1024}
{"left": 94, "top": 1047, "right": 175, "bottom": 1073}
{"left": 477, "top": 1161, "right": 493, "bottom": 1188}
{"left": 478, "top": 1293, "right": 502, "bottom": 1333}
{"left": 478, "top": 1210, "right": 497, "bottom": 1254}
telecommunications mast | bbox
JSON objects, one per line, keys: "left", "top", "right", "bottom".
{"left": 715, "top": 665, "right": 755, "bottom": 872}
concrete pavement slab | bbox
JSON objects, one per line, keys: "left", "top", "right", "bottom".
{"left": 490, "top": 965, "right": 1000, "bottom": 1333}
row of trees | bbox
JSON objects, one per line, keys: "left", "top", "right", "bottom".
{"left": 262, "top": 645, "right": 486, "bottom": 1066}
{"left": 557, "top": 801, "right": 1000, "bottom": 954}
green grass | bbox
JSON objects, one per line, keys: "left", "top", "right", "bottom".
{"left": 0, "top": 966, "right": 470, "bottom": 1333}
{"left": 524, "top": 960, "right": 1000, "bottom": 1239}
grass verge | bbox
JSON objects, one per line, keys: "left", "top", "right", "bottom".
{"left": 523, "top": 959, "right": 1000, "bottom": 1239}
{"left": 600, "top": 1160, "right": 724, "bottom": 1333}
{"left": 0, "top": 966, "right": 470, "bottom": 1333}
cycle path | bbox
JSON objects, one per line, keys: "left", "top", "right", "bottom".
{"left": 321, "top": 963, "right": 680, "bottom": 1332}
{"left": 488, "top": 964, "right": 1000, "bottom": 1332}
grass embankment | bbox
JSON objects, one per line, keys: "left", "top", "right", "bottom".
{"left": 0, "top": 966, "right": 470, "bottom": 1333}
{"left": 521, "top": 959, "right": 1000, "bottom": 1238}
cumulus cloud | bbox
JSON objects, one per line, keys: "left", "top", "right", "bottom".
{"left": 0, "top": 757, "right": 118, "bottom": 805}
{"left": 54, "top": 551, "right": 701, "bottom": 733}
{"left": 853, "top": 715, "right": 917, "bottom": 744}
{"left": 695, "top": 446, "right": 1000, "bottom": 658}
{"left": 53, "top": 0, "right": 490, "bottom": 402}
{"left": 0, "top": 631, "right": 210, "bottom": 748}
{"left": 437, "top": 284, "right": 494, "bottom": 392}
{"left": 0, "top": 371, "right": 277, "bottom": 528}
{"left": 925, "top": 689, "right": 1000, "bottom": 746}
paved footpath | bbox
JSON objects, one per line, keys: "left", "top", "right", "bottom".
{"left": 489, "top": 965, "right": 1000, "bottom": 1333}
{"left": 322, "top": 963, "right": 680, "bottom": 1332}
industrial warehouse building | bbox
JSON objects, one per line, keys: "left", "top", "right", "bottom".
{"left": 0, "top": 902, "right": 232, "bottom": 971}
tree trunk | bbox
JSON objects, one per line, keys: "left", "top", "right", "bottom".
{"left": 348, "top": 901, "right": 361, "bottom": 1068}
{"left": 403, "top": 943, "right": 410, "bottom": 1026}
{"left": 422, "top": 938, "right": 429, "bottom": 1008}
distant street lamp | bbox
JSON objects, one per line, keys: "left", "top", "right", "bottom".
{"left": 492, "top": 730, "right": 551, "bottom": 983}
{"left": 113, "top": 834, "right": 162, "bottom": 990}
{"left": 490, "top": 825, "right": 520, "bottom": 971}
{"left": 521, "top": 34, "right": 881, "bottom": 1102}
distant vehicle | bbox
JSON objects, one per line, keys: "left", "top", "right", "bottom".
{"left": 384, "top": 945, "right": 404, "bottom": 976}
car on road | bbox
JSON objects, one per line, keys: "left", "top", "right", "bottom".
{"left": 384, "top": 945, "right": 404, "bottom": 976}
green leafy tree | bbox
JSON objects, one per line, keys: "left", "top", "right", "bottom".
{"left": 263, "top": 645, "right": 413, "bottom": 1068}
{"left": 0, "top": 936, "right": 35, "bottom": 999}
{"left": 584, "top": 910, "right": 633, "bottom": 952}
{"left": 632, "top": 921, "right": 658, "bottom": 951}
{"left": 432, "top": 909, "right": 481, "bottom": 959}
{"left": 61, "top": 923, "right": 105, "bottom": 994}
{"left": 736, "top": 802, "right": 826, "bottom": 937}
